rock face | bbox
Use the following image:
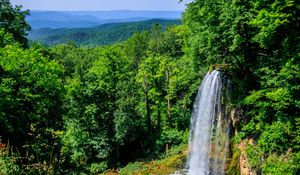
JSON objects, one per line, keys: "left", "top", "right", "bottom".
{"left": 238, "top": 140, "right": 256, "bottom": 175}
{"left": 230, "top": 109, "right": 239, "bottom": 135}
{"left": 230, "top": 108, "right": 256, "bottom": 175}
{"left": 240, "top": 152, "right": 256, "bottom": 175}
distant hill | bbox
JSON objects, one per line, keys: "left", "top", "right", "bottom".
{"left": 27, "top": 10, "right": 182, "bottom": 29}
{"left": 27, "top": 19, "right": 181, "bottom": 46}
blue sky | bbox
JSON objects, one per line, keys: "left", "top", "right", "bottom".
{"left": 11, "top": 0, "right": 193, "bottom": 11}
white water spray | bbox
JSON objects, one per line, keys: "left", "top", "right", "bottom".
{"left": 187, "top": 70, "right": 230, "bottom": 175}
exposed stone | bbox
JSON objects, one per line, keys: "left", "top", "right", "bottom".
{"left": 231, "top": 108, "right": 240, "bottom": 135}
{"left": 238, "top": 140, "right": 256, "bottom": 175}
{"left": 231, "top": 109, "right": 237, "bottom": 126}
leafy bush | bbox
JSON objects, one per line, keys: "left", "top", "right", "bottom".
{"left": 156, "top": 129, "right": 187, "bottom": 152}
{"left": 261, "top": 153, "right": 297, "bottom": 175}
{"left": 0, "top": 142, "right": 19, "bottom": 175}
{"left": 258, "top": 122, "right": 290, "bottom": 153}
{"left": 90, "top": 162, "right": 108, "bottom": 174}
{"left": 0, "top": 29, "right": 14, "bottom": 47}
{"left": 232, "top": 132, "right": 246, "bottom": 144}
{"left": 245, "top": 145, "right": 264, "bottom": 170}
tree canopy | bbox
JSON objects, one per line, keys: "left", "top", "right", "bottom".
{"left": 0, "top": 0, "right": 30, "bottom": 47}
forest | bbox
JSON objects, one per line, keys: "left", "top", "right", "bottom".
{"left": 0, "top": 0, "right": 299, "bottom": 174}
{"left": 28, "top": 19, "right": 181, "bottom": 46}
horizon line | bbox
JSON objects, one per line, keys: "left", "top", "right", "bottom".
{"left": 28, "top": 9, "right": 184, "bottom": 12}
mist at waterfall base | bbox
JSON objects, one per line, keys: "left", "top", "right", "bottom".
{"left": 173, "top": 70, "right": 230, "bottom": 175}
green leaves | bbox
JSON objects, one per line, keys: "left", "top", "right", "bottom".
{"left": 266, "top": 88, "right": 291, "bottom": 110}
{"left": 261, "top": 152, "right": 298, "bottom": 175}
{"left": 0, "top": 0, "right": 30, "bottom": 47}
{"left": 258, "top": 122, "right": 291, "bottom": 153}
{"left": 183, "top": 0, "right": 299, "bottom": 172}
{"left": 250, "top": 0, "right": 297, "bottom": 48}
{"left": 0, "top": 142, "right": 20, "bottom": 175}
{"left": 0, "top": 43, "right": 64, "bottom": 173}
{"left": 0, "top": 29, "right": 14, "bottom": 47}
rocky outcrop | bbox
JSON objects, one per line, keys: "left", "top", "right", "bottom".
{"left": 230, "top": 109, "right": 240, "bottom": 135}
{"left": 238, "top": 140, "right": 256, "bottom": 175}
{"left": 229, "top": 108, "right": 256, "bottom": 175}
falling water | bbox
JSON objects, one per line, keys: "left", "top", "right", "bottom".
{"left": 187, "top": 70, "right": 230, "bottom": 175}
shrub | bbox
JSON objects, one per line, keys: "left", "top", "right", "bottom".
{"left": 0, "top": 142, "right": 20, "bottom": 175}
{"left": 228, "top": 148, "right": 241, "bottom": 175}
{"left": 90, "top": 162, "right": 108, "bottom": 174}
{"left": 245, "top": 144, "right": 264, "bottom": 170}
{"left": 261, "top": 152, "right": 297, "bottom": 175}
{"left": 258, "top": 122, "right": 290, "bottom": 153}
{"left": 156, "top": 129, "right": 187, "bottom": 153}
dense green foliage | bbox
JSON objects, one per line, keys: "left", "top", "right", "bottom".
{"left": 0, "top": 1, "right": 197, "bottom": 174}
{"left": 183, "top": 0, "right": 300, "bottom": 174}
{"left": 28, "top": 19, "right": 181, "bottom": 46}
{"left": 0, "top": 0, "right": 30, "bottom": 47}
{"left": 51, "top": 25, "right": 197, "bottom": 173}
{"left": 0, "top": 0, "right": 299, "bottom": 174}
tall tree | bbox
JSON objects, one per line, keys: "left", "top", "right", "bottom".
{"left": 0, "top": 0, "right": 30, "bottom": 47}
{"left": 0, "top": 44, "right": 65, "bottom": 173}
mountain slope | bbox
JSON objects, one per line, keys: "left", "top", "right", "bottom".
{"left": 28, "top": 19, "right": 181, "bottom": 46}
{"left": 27, "top": 10, "right": 182, "bottom": 29}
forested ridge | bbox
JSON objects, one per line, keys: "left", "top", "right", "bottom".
{"left": 28, "top": 19, "right": 181, "bottom": 46}
{"left": 0, "top": 0, "right": 299, "bottom": 174}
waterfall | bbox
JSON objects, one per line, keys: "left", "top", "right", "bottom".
{"left": 187, "top": 70, "right": 230, "bottom": 175}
